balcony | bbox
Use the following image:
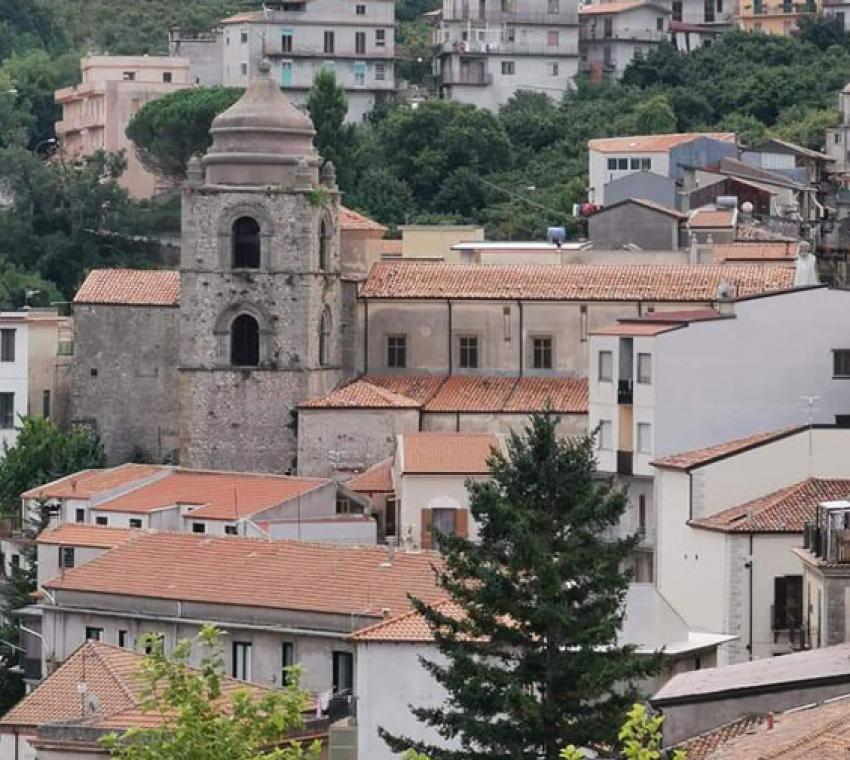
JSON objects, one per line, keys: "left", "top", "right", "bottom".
{"left": 441, "top": 10, "right": 578, "bottom": 24}
{"left": 439, "top": 70, "right": 494, "bottom": 86}
{"left": 262, "top": 41, "right": 394, "bottom": 60}
{"left": 580, "top": 26, "right": 667, "bottom": 41}
{"left": 435, "top": 40, "right": 579, "bottom": 57}
{"left": 803, "top": 502, "right": 850, "bottom": 563}
{"left": 617, "top": 380, "right": 633, "bottom": 405}
{"left": 616, "top": 450, "right": 633, "bottom": 475}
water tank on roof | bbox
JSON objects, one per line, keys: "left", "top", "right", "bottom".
{"left": 716, "top": 196, "right": 739, "bottom": 209}
{"left": 547, "top": 227, "right": 566, "bottom": 247}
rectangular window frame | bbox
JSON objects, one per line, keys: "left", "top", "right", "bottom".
{"left": 0, "top": 329, "right": 15, "bottom": 362}
{"left": 834, "top": 349, "right": 850, "bottom": 378}
{"left": 501, "top": 61, "right": 515, "bottom": 75}
{"left": 387, "top": 334, "right": 407, "bottom": 369}
{"left": 458, "top": 335, "right": 480, "bottom": 369}
{"left": 598, "top": 350, "right": 613, "bottom": 382}
{"left": 355, "top": 31, "right": 366, "bottom": 55}
{"left": 324, "top": 30, "right": 335, "bottom": 54}
{"left": 192, "top": 522, "right": 206, "bottom": 534}
{"left": 281, "top": 641, "right": 295, "bottom": 686}
{"left": 636, "top": 353, "right": 652, "bottom": 384}
{"left": 598, "top": 420, "right": 613, "bottom": 451}
{"left": 232, "top": 641, "right": 253, "bottom": 681}
{"left": 129, "top": 518, "right": 142, "bottom": 529}
{"left": 85, "top": 627, "right": 103, "bottom": 642}
{"left": 332, "top": 650, "right": 354, "bottom": 694}
{"left": 75, "top": 508, "right": 86, "bottom": 524}
{"left": 60, "top": 546, "right": 75, "bottom": 569}
{"left": 376, "top": 29, "right": 386, "bottom": 47}
{"left": 95, "top": 515, "right": 108, "bottom": 526}
{"left": 118, "top": 629, "right": 128, "bottom": 648}
{"left": 637, "top": 422, "right": 652, "bottom": 454}
{"left": 531, "top": 336, "right": 554, "bottom": 370}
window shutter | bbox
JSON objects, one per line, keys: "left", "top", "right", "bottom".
{"left": 774, "top": 576, "right": 787, "bottom": 628}
{"left": 454, "top": 509, "right": 469, "bottom": 539}
{"left": 421, "top": 508, "right": 434, "bottom": 550}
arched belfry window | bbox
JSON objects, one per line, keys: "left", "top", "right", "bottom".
{"left": 232, "top": 216, "right": 261, "bottom": 269}
{"left": 231, "top": 314, "right": 260, "bottom": 367}
{"left": 319, "top": 307, "right": 331, "bottom": 367}
{"left": 319, "top": 218, "right": 331, "bottom": 271}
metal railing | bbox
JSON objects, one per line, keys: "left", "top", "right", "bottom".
{"left": 439, "top": 70, "right": 494, "bottom": 85}
{"left": 803, "top": 520, "right": 850, "bottom": 563}
{"left": 435, "top": 40, "right": 579, "bottom": 56}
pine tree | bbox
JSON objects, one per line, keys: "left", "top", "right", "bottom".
{"left": 383, "top": 414, "right": 659, "bottom": 760}
{"left": 305, "top": 69, "right": 355, "bottom": 191}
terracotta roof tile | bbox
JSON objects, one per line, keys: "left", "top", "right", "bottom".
{"left": 36, "top": 524, "right": 135, "bottom": 549}
{"left": 93, "top": 470, "right": 330, "bottom": 520}
{"left": 690, "top": 209, "right": 736, "bottom": 228}
{"left": 502, "top": 376, "right": 588, "bottom": 413}
{"left": 592, "top": 309, "right": 725, "bottom": 336}
{"left": 74, "top": 269, "right": 180, "bottom": 306}
{"left": 592, "top": 322, "right": 685, "bottom": 337}
{"left": 361, "top": 374, "right": 446, "bottom": 404}
{"left": 588, "top": 132, "right": 736, "bottom": 154}
{"left": 691, "top": 478, "right": 850, "bottom": 533}
{"left": 359, "top": 263, "right": 795, "bottom": 301}
{"left": 424, "top": 375, "right": 516, "bottom": 412}
{"left": 339, "top": 205, "right": 386, "bottom": 232}
{"left": 401, "top": 433, "right": 500, "bottom": 474}
{"left": 22, "top": 464, "right": 164, "bottom": 500}
{"left": 299, "top": 380, "right": 421, "bottom": 409}
{"left": 651, "top": 427, "right": 803, "bottom": 471}
{"left": 713, "top": 241, "right": 797, "bottom": 262}
{"left": 580, "top": 1, "right": 670, "bottom": 14}
{"left": 45, "top": 532, "right": 444, "bottom": 619}
{"left": 379, "top": 239, "right": 403, "bottom": 256}
{"left": 675, "top": 715, "right": 765, "bottom": 760}
{"left": 347, "top": 458, "right": 394, "bottom": 493}
{"left": 351, "top": 600, "right": 463, "bottom": 642}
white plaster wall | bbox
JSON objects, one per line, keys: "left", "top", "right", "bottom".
{"left": 37, "top": 544, "right": 105, "bottom": 590}
{"left": 0, "top": 733, "right": 36, "bottom": 760}
{"left": 355, "top": 641, "right": 456, "bottom": 760}
{"left": 92, "top": 509, "right": 175, "bottom": 530}
{"left": 589, "top": 150, "right": 670, "bottom": 205}
{"left": 0, "top": 321, "right": 28, "bottom": 450}
{"left": 267, "top": 519, "right": 377, "bottom": 544}
{"left": 398, "top": 473, "right": 484, "bottom": 549}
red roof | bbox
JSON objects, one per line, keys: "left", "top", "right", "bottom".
{"left": 401, "top": 433, "right": 500, "bottom": 474}
{"left": 651, "top": 427, "right": 804, "bottom": 471}
{"left": 675, "top": 716, "right": 765, "bottom": 760}
{"left": 359, "top": 263, "right": 795, "bottom": 301}
{"left": 339, "top": 205, "right": 386, "bottom": 233}
{"left": 580, "top": 1, "right": 671, "bottom": 13}
{"left": 689, "top": 209, "right": 736, "bottom": 228}
{"left": 588, "top": 132, "right": 736, "bottom": 154}
{"left": 713, "top": 241, "right": 797, "bottom": 262}
{"left": 22, "top": 464, "right": 164, "bottom": 500}
{"left": 346, "top": 458, "right": 394, "bottom": 493}
{"left": 74, "top": 269, "right": 180, "bottom": 307}
{"left": 36, "top": 524, "right": 134, "bottom": 549}
{"left": 691, "top": 478, "right": 850, "bottom": 533}
{"left": 300, "top": 374, "right": 588, "bottom": 414}
{"left": 351, "top": 600, "right": 463, "bottom": 643}
{"left": 45, "top": 532, "right": 444, "bottom": 619}
{"left": 92, "top": 470, "right": 330, "bottom": 521}
{"left": 592, "top": 309, "right": 724, "bottom": 336}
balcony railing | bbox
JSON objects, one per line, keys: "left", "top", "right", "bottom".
{"left": 804, "top": 519, "right": 850, "bottom": 563}
{"left": 616, "top": 450, "right": 633, "bottom": 475}
{"left": 617, "top": 380, "right": 633, "bottom": 404}
{"left": 262, "top": 41, "right": 393, "bottom": 59}
{"left": 580, "top": 27, "right": 667, "bottom": 41}
{"left": 439, "top": 70, "right": 493, "bottom": 85}
{"left": 435, "top": 40, "right": 579, "bottom": 57}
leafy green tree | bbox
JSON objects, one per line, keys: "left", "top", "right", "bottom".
{"left": 306, "top": 69, "right": 356, "bottom": 189}
{"left": 773, "top": 105, "right": 840, "bottom": 151}
{"left": 382, "top": 414, "right": 658, "bottom": 760}
{"left": 0, "top": 0, "right": 65, "bottom": 60}
{"left": 101, "top": 626, "right": 321, "bottom": 759}
{"left": 345, "top": 166, "right": 414, "bottom": 227}
{"left": 716, "top": 112, "right": 768, "bottom": 146}
{"left": 396, "top": 0, "right": 441, "bottom": 22}
{"left": 499, "top": 91, "right": 564, "bottom": 153}
{"left": 796, "top": 14, "right": 846, "bottom": 51}
{"left": 396, "top": 20, "right": 434, "bottom": 84}
{"left": 126, "top": 86, "right": 243, "bottom": 180}
{"left": 632, "top": 94, "right": 676, "bottom": 135}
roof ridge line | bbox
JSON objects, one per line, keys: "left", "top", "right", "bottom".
{"left": 90, "top": 642, "right": 141, "bottom": 709}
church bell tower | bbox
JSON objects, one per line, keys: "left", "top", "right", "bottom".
{"left": 178, "top": 61, "right": 342, "bottom": 473}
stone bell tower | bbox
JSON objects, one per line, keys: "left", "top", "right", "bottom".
{"left": 178, "top": 61, "right": 342, "bottom": 473}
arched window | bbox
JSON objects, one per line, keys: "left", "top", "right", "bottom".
{"left": 232, "top": 217, "right": 261, "bottom": 269}
{"left": 319, "top": 307, "right": 331, "bottom": 367}
{"left": 231, "top": 314, "right": 260, "bottom": 367}
{"left": 319, "top": 218, "right": 330, "bottom": 271}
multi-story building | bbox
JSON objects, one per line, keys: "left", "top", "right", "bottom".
{"left": 220, "top": 1, "right": 396, "bottom": 122}
{"left": 0, "top": 310, "right": 71, "bottom": 451}
{"left": 168, "top": 28, "right": 225, "bottom": 85}
{"left": 54, "top": 56, "right": 192, "bottom": 199}
{"left": 737, "top": 0, "right": 817, "bottom": 34}
{"left": 431, "top": 0, "right": 580, "bottom": 110}
{"left": 578, "top": 0, "right": 671, "bottom": 81}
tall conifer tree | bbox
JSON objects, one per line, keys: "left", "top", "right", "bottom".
{"left": 383, "top": 414, "right": 658, "bottom": 760}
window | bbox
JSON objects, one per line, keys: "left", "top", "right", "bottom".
{"left": 598, "top": 350, "right": 613, "bottom": 382}
{"left": 532, "top": 337, "right": 553, "bottom": 369}
{"left": 75, "top": 508, "right": 85, "bottom": 524}
{"left": 60, "top": 546, "right": 75, "bottom": 569}
{"left": 319, "top": 218, "right": 331, "bottom": 270}
{"left": 42, "top": 389, "right": 50, "bottom": 419}
{"left": 9, "top": 554, "right": 19, "bottom": 570}
{"left": 637, "top": 353, "right": 652, "bottom": 384}
{"left": 672, "top": 0, "right": 682, "bottom": 19}
{"left": 144, "top": 634, "right": 163, "bottom": 655}
{"left": 656, "top": 16, "right": 664, "bottom": 30}
{"left": 231, "top": 314, "right": 260, "bottom": 367}
{"left": 459, "top": 336, "right": 479, "bottom": 369}
{"left": 376, "top": 29, "right": 386, "bottom": 47}
{"left": 240, "top": 62, "right": 248, "bottom": 76}
{"left": 281, "top": 642, "right": 295, "bottom": 685}
{"left": 617, "top": 158, "right": 628, "bottom": 170}
{"left": 232, "top": 641, "right": 252, "bottom": 681}
{"left": 241, "top": 30, "right": 249, "bottom": 44}
{"left": 122, "top": 71, "right": 136, "bottom": 81}
{"left": 118, "top": 630, "right": 128, "bottom": 648}
{"left": 85, "top": 627, "right": 103, "bottom": 641}
{"left": 607, "top": 158, "right": 617, "bottom": 170}
{"left": 356, "top": 3, "right": 366, "bottom": 14}
{"left": 90, "top": 368, "right": 98, "bottom": 377}
{"left": 547, "top": 30, "right": 559, "bottom": 46}
{"left": 580, "top": 305, "right": 588, "bottom": 342}
{"left": 641, "top": 158, "right": 651, "bottom": 170}
{"left": 604, "top": 17, "right": 614, "bottom": 37}
{"left": 638, "top": 494, "right": 646, "bottom": 535}
{"left": 162, "top": 71, "right": 173, "bottom": 83}
{"left": 548, "top": 0, "right": 560, "bottom": 10}
{"left": 355, "top": 31, "right": 366, "bottom": 54}
{"left": 282, "top": 30, "right": 293, "bottom": 52}
{"left": 281, "top": 61, "right": 293, "bottom": 87}
{"left": 354, "top": 61, "right": 366, "bottom": 85}
{"left": 501, "top": 61, "right": 515, "bottom": 75}
{"left": 432, "top": 508, "right": 456, "bottom": 541}
{"left": 375, "top": 62, "right": 386, "bottom": 80}
{"left": 225, "top": 524, "right": 238, "bottom": 535}
{"left": 192, "top": 522, "right": 206, "bottom": 534}
{"left": 637, "top": 423, "right": 652, "bottom": 454}
{"left": 232, "top": 216, "right": 261, "bottom": 268}
{"left": 630, "top": 158, "right": 641, "bottom": 170}
{"left": 774, "top": 575, "right": 803, "bottom": 629}
{"left": 597, "top": 420, "right": 613, "bottom": 450}
{"left": 704, "top": 0, "right": 715, "bottom": 22}
{"left": 0, "top": 329, "right": 14, "bottom": 362}
{"left": 319, "top": 307, "right": 332, "bottom": 367}
{"left": 0, "top": 393, "right": 13, "bottom": 429}
{"left": 387, "top": 335, "right": 407, "bottom": 368}
{"left": 324, "top": 31, "right": 335, "bottom": 53}
{"left": 835, "top": 350, "right": 850, "bottom": 377}
{"left": 95, "top": 515, "right": 108, "bottom": 526}
{"left": 548, "top": 61, "right": 559, "bottom": 76}
{"left": 129, "top": 518, "right": 142, "bottom": 529}
{"left": 332, "top": 651, "right": 353, "bottom": 693}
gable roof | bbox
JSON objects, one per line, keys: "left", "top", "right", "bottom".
{"left": 36, "top": 523, "right": 134, "bottom": 549}
{"left": 691, "top": 478, "right": 850, "bottom": 534}
{"left": 351, "top": 600, "right": 463, "bottom": 643}
{"left": 346, "top": 458, "right": 394, "bottom": 493}
{"left": 592, "top": 308, "right": 723, "bottom": 337}
{"left": 594, "top": 197, "right": 686, "bottom": 219}
{"left": 92, "top": 470, "right": 330, "bottom": 521}
{"left": 675, "top": 715, "right": 766, "bottom": 760}
{"left": 400, "top": 433, "right": 500, "bottom": 474}
{"left": 339, "top": 205, "right": 386, "bottom": 232}
{"left": 74, "top": 269, "right": 180, "bottom": 307}
{"left": 22, "top": 463, "right": 164, "bottom": 500}
{"left": 359, "top": 263, "right": 795, "bottom": 301}
{"left": 299, "top": 380, "right": 422, "bottom": 409}
{"left": 588, "top": 132, "right": 736, "bottom": 154}
{"left": 650, "top": 427, "right": 804, "bottom": 471}
{"left": 752, "top": 137, "right": 833, "bottom": 162}
{"left": 45, "top": 532, "right": 444, "bottom": 619}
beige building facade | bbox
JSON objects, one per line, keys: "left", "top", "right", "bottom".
{"left": 55, "top": 56, "right": 192, "bottom": 199}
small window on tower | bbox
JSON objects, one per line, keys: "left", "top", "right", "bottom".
{"left": 231, "top": 314, "right": 260, "bottom": 367}
{"left": 319, "top": 218, "right": 331, "bottom": 270}
{"left": 319, "top": 307, "right": 332, "bottom": 367}
{"left": 232, "top": 217, "right": 261, "bottom": 268}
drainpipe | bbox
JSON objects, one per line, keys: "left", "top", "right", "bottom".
{"left": 518, "top": 301, "right": 524, "bottom": 376}
{"left": 447, "top": 300, "right": 453, "bottom": 375}
{"left": 747, "top": 532, "right": 754, "bottom": 660}
{"left": 363, "top": 301, "right": 369, "bottom": 374}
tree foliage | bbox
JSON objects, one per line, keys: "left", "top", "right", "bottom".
{"left": 101, "top": 626, "right": 321, "bottom": 760}
{"left": 306, "top": 69, "right": 356, "bottom": 188}
{"left": 383, "top": 414, "right": 658, "bottom": 760}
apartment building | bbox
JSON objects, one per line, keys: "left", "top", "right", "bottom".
{"left": 578, "top": 0, "right": 671, "bottom": 81}
{"left": 55, "top": 56, "right": 192, "bottom": 199}
{"left": 431, "top": 0, "right": 580, "bottom": 111}
{"left": 220, "top": 0, "right": 396, "bottom": 122}
{"left": 737, "top": 0, "right": 817, "bottom": 34}
{"left": 0, "top": 311, "right": 71, "bottom": 452}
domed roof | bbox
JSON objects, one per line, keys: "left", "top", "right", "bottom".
{"left": 203, "top": 60, "right": 318, "bottom": 186}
